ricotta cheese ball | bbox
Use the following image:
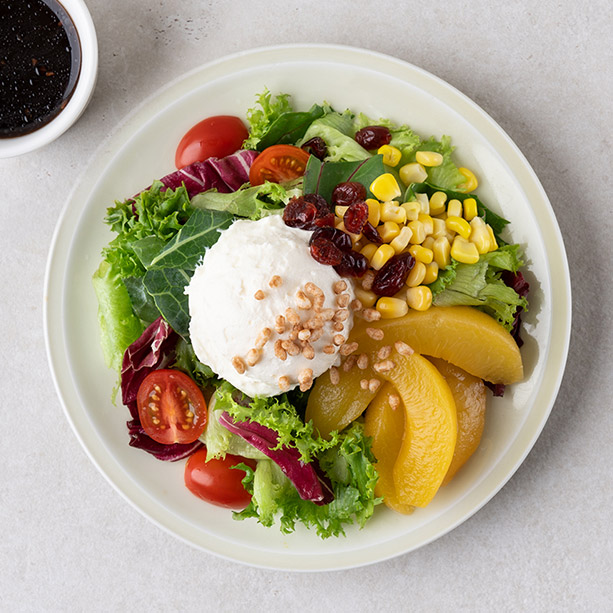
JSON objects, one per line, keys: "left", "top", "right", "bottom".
{"left": 186, "top": 215, "right": 355, "bottom": 397}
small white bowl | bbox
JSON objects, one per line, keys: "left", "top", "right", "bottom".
{"left": 0, "top": 0, "right": 98, "bottom": 158}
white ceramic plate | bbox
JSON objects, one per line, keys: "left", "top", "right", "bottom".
{"left": 44, "top": 44, "right": 571, "bottom": 570}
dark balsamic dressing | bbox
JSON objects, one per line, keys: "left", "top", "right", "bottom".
{"left": 0, "top": 0, "right": 81, "bottom": 138}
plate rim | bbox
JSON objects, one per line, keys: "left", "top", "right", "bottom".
{"left": 43, "top": 43, "right": 572, "bottom": 571}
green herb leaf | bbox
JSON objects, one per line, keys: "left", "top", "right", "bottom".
{"left": 148, "top": 208, "right": 234, "bottom": 271}
{"left": 303, "top": 155, "right": 386, "bottom": 203}
{"left": 255, "top": 103, "right": 325, "bottom": 151}
{"left": 142, "top": 267, "right": 192, "bottom": 337}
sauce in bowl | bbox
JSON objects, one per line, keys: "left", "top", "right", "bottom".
{"left": 0, "top": 0, "right": 82, "bottom": 138}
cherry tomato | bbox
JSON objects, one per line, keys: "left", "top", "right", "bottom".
{"left": 248, "top": 144, "right": 311, "bottom": 186}
{"left": 136, "top": 369, "right": 207, "bottom": 445}
{"left": 184, "top": 448, "right": 256, "bottom": 510}
{"left": 174, "top": 115, "right": 248, "bottom": 168}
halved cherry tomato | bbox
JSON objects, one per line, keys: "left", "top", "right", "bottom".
{"left": 248, "top": 144, "right": 311, "bottom": 186}
{"left": 184, "top": 448, "right": 256, "bottom": 510}
{"left": 136, "top": 369, "right": 207, "bottom": 445}
{"left": 174, "top": 115, "right": 248, "bottom": 169}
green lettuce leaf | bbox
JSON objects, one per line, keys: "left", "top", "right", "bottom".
{"left": 299, "top": 110, "right": 371, "bottom": 162}
{"left": 414, "top": 136, "right": 465, "bottom": 190}
{"left": 429, "top": 244, "right": 528, "bottom": 330}
{"left": 92, "top": 260, "right": 144, "bottom": 371}
{"left": 201, "top": 404, "right": 268, "bottom": 461}
{"left": 191, "top": 178, "right": 302, "bottom": 219}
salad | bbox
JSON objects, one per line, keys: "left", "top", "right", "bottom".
{"left": 93, "top": 90, "right": 529, "bottom": 538}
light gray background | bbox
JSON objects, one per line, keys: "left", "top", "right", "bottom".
{"left": 1, "top": 1, "right": 611, "bottom": 611}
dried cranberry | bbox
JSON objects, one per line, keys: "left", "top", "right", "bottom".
{"left": 371, "top": 253, "right": 415, "bottom": 296}
{"left": 283, "top": 194, "right": 332, "bottom": 230}
{"left": 362, "top": 221, "right": 384, "bottom": 244}
{"left": 331, "top": 181, "right": 367, "bottom": 207}
{"left": 343, "top": 201, "right": 369, "bottom": 234}
{"left": 283, "top": 197, "right": 318, "bottom": 229}
{"left": 310, "top": 226, "right": 352, "bottom": 252}
{"left": 313, "top": 212, "right": 335, "bottom": 228}
{"left": 334, "top": 250, "right": 368, "bottom": 278}
{"left": 310, "top": 237, "right": 343, "bottom": 266}
{"left": 303, "top": 193, "right": 330, "bottom": 213}
{"left": 355, "top": 126, "right": 392, "bottom": 150}
{"left": 301, "top": 137, "right": 328, "bottom": 161}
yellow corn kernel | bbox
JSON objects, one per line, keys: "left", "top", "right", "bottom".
{"left": 458, "top": 167, "right": 478, "bottom": 192}
{"left": 415, "top": 151, "right": 443, "bottom": 167}
{"left": 407, "top": 220, "right": 426, "bottom": 244}
{"left": 378, "top": 145, "right": 402, "bottom": 167}
{"left": 418, "top": 213, "right": 434, "bottom": 236}
{"left": 451, "top": 236, "right": 480, "bottom": 264}
{"left": 463, "top": 197, "right": 478, "bottom": 221}
{"left": 354, "top": 286, "right": 378, "bottom": 308}
{"left": 400, "top": 200, "right": 421, "bottom": 221}
{"left": 371, "top": 244, "right": 396, "bottom": 270}
{"left": 469, "top": 217, "right": 491, "bottom": 254}
{"left": 409, "top": 244, "right": 434, "bottom": 264}
{"left": 423, "top": 261, "right": 439, "bottom": 285}
{"left": 422, "top": 235, "right": 436, "bottom": 251}
{"left": 399, "top": 162, "right": 427, "bottom": 184}
{"left": 406, "top": 286, "right": 433, "bottom": 311}
{"left": 486, "top": 224, "right": 498, "bottom": 251}
{"left": 376, "top": 297, "right": 409, "bottom": 319}
{"left": 446, "top": 216, "right": 471, "bottom": 240}
{"left": 360, "top": 243, "right": 379, "bottom": 262}
{"left": 390, "top": 225, "right": 413, "bottom": 254}
{"left": 429, "top": 191, "right": 447, "bottom": 216}
{"left": 334, "top": 205, "right": 349, "bottom": 219}
{"left": 432, "top": 217, "right": 447, "bottom": 238}
{"left": 370, "top": 173, "right": 402, "bottom": 201}
{"left": 416, "top": 192, "right": 430, "bottom": 214}
{"left": 366, "top": 198, "right": 381, "bottom": 226}
{"left": 433, "top": 236, "right": 451, "bottom": 268}
{"left": 380, "top": 201, "right": 407, "bottom": 224}
{"left": 335, "top": 219, "right": 346, "bottom": 231}
{"left": 447, "top": 198, "right": 463, "bottom": 218}
{"left": 406, "top": 261, "right": 426, "bottom": 287}
{"left": 377, "top": 221, "right": 401, "bottom": 243}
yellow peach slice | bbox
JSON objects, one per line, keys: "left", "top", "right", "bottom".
{"left": 363, "top": 382, "right": 414, "bottom": 514}
{"left": 305, "top": 366, "right": 377, "bottom": 438}
{"left": 428, "top": 358, "right": 487, "bottom": 485}
{"left": 351, "top": 306, "right": 523, "bottom": 384}
{"left": 380, "top": 352, "right": 457, "bottom": 507}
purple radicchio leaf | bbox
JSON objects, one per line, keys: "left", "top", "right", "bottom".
{"left": 120, "top": 316, "right": 177, "bottom": 414}
{"left": 501, "top": 270, "right": 530, "bottom": 349}
{"left": 126, "top": 420, "right": 202, "bottom": 461}
{"left": 120, "top": 316, "right": 203, "bottom": 461}
{"left": 485, "top": 270, "right": 530, "bottom": 398}
{"left": 160, "top": 150, "right": 259, "bottom": 198}
{"left": 219, "top": 411, "right": 334, "bottom": 506}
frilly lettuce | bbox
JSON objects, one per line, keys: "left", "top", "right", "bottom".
{"left": 234, "top": 421, "right": 380, "bottom": 538}
{"left": 429, "top": 244, "right": 528, "bottom": 330}
{"left": 191, "top": 178, "right": 303, "bottom": 220}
